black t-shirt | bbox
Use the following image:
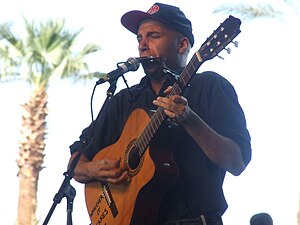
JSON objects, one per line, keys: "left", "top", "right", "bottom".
{"left": 69, "top": 71, "right": 251, "bottom": 221}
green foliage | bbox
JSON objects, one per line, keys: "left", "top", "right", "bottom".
{"left": 213, "top": 0, "right": 299, "bottom": 20}
{"left": 213, "top": 4, "right": 283, "bottom": 19}
{"left": 0, "top": 17, "right": 101, "bottom": 88}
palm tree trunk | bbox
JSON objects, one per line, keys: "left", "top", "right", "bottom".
{"left": 16, "top": 87, "right": 48, "bottom": 225}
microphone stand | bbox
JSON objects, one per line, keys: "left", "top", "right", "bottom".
{"left": 42, "top": 147, "right": 80, "bottom": 225}
{"left": 42, "top": 77, "right": 119, "bottom": 225}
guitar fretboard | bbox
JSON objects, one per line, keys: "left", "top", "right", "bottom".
{"left": 134, "top": 53, "right": 203, "bottom": 157}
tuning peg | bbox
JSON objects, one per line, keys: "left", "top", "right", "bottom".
{"left": 225, "top": 47, "right": 231, "bottom": 54}
{"left": 232, "top": 41, "right": 238, "bottom": 48}
{"left": 217, "top": 55, "right": 225, "bottom": 60}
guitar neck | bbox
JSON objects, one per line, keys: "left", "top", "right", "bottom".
{"left": 170, "top": 53, "right": 203, "bottom": 96}
{"left": 134, "top": 52, "right": 203, "bottom": 156}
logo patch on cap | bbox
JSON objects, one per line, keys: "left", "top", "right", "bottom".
{"left": 147, "top": 5, "right": 160, "bottom": 14}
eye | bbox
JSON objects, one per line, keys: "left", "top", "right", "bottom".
{"left": 137, "top": 35, "right": 142, "bottom": 42}
{"left": 150, "top": 32, "right": 161, "bottom": 39}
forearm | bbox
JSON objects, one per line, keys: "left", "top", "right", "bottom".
{"left": 68, "top": 152, "right": 94, "bottom": 183}
{"left": 182, "top": 110, "right": 245, "bottom": 176}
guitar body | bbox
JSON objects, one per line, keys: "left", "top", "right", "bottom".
{"left": 85, "top": 108, "right": 179, "bottom": 225}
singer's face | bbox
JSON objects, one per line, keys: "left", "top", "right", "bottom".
{"left": 137, "top": 20, "right": 183, "bottom": 77}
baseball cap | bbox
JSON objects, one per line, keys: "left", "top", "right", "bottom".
{"left": 121, "top": 2, "right": 194, "bottom": 47}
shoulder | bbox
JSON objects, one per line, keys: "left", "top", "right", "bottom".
{"left": 185, "top": 71, "right": 239, "bottom": 103}
{"left": 193, "top": 71, "right": 231, "bottom": 84}
{"left": 189, "top": 71, "right": 235, "bottom": 91}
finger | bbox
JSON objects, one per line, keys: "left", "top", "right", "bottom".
{"left": 171, "top": 96, "right": 187, "bottom": 105}
{"left": 153, "top": 98, "right": 166, "bottom": 108}
{"left": 99, "top": 168, "right": 119, "bottom": 178}
{"left": 100, "top": 169, "right": 129, "bottom": 185}
{"left": 163, "top": 109, "right": 176, "bottom": 119}
{"left": 154, "top": 99, "right": 178, "bottom": 116}
{"left": 153, "top": 97, "right": 172, "bottom": 109}
{"left": 97, "top": 159, "right": 121, "bottom": 170}
{"left": 163, "top": 86, "right": 173, "bottom": 94}
{"left": 107, "top": 171, "right": 130, "bottom": 185}
{"left": 154, "top": 96, "right": 187, "bottom": 119}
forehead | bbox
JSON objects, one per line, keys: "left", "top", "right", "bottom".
{"left": 138, "top": 19, "right": 172, "bottom": 33}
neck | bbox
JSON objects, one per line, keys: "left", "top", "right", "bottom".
{"left": 150, "top": 75, "right": 166, "bottom": 96}
{"left": 142, "top": 60, "right": 167, "bottom": 95}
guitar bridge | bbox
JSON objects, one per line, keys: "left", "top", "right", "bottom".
{"left": 101, "top": 182, "right": 118, "bottom": 217}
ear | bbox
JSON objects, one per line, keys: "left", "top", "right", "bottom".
{"left": 177, "top": 37, "right": 189, "bottom": 54}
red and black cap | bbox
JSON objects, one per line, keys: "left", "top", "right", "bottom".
{"left": 121, "top": 2, "right": 194, "bottom": 47}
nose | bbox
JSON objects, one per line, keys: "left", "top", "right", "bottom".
{"left": 138, "top": 39, "right": 149, "bottom": 54}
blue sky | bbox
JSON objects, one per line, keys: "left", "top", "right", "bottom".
{"left": 0, "top": 1, "right": 299, "bottom": 225}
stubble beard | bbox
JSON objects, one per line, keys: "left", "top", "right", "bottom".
{"left": 142, "top": 60, "right": 166, "bottom": 82}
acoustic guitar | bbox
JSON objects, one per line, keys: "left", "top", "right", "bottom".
{"left": 85, "top": 15, "right": 241, "bottom": 225}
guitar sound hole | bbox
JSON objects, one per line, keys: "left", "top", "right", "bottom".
{"left": 128, "top": 145, "right": 141, "bottom": 170}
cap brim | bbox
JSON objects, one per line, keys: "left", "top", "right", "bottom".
{"left": 121, "top": 10, "right": 160, "bottom": 34}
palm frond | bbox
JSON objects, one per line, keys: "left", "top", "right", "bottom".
{"left": 82, "top": 44, "right": 101, "bottom": 55}
{"left": 0, "top": 16, "right": 101, "bottom": 87}
{"left": 213, "top": 4, "right": 283, "bottom": 19}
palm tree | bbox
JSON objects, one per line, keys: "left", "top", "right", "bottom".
{"left": 0, "top": 17, "right": 100, "bottom": 225}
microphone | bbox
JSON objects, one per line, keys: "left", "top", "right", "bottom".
{"left": 95, "top": 57, "right": 140, "bottom": 85}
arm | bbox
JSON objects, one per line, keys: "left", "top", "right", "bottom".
{"left": 179, "top": 107, "right": 245, "bottom": 176}
{"left": 68, "top": 151, "right": 129, "bottom": 184}
{"left": 153, "top": 87, "right": 246, "bottom": 176}
{"left": 68, "top": 91, "right": 130, "bottom": 184}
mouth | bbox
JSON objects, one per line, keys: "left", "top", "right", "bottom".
{"left": 136, "top": 56, "right": 165, "bottom": 64}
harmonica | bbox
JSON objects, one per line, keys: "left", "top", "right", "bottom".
{"left": 135, "top": 56, "right": 165, "bottom": 63}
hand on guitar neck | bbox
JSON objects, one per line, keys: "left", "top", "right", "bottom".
{"left": 153, "top": 86, "right": 191, "bottom": 125}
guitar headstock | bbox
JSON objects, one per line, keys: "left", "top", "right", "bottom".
{"left": 199, "top": 15, "right": 241, "bottom": 61}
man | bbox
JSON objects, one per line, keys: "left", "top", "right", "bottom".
{"left": 68, "top": 2, "right": 251, "bottom": 225}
